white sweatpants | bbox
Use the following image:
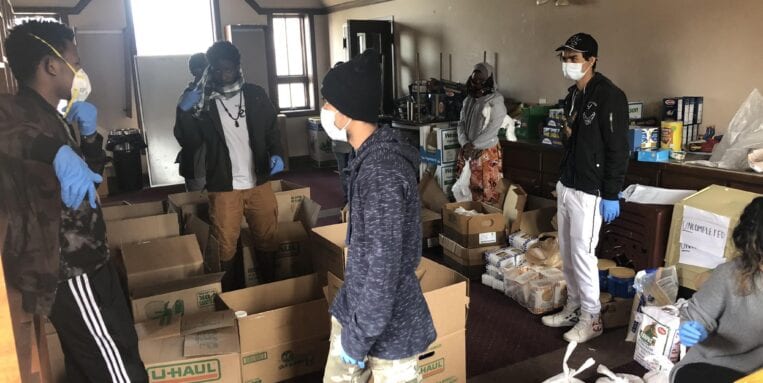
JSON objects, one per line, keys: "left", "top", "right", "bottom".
{"left": 556, "top": 182, "right": 603, "bottom": 315}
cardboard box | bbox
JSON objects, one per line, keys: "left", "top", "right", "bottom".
{"left": 105, "top": 213, "right": 180, "bottom": 255}
{"left": 638, "top": 149, "right": 670, "bottom": 163}
{"left": 601, "top": 295, "right": 633, "bottom": 329}
{"left": 139, "top": 311, "right": 241, "bottom": 383}
{"left": 102, "top": 201, "right": 165, "bottom": 221}
{"left": 665, "top": 185, "right": 761, "bottom": 289}
{"left": 167, "top": 191, "right": 209, "bottom": 225}
{"left": 131, "top": 273, "right": 224, "bottom": 323}
{"left": 628, "top": 127, "right": 660, "bottom": 151}
{"left": 434, "top": 163, "right": 457, "bottom": 198}
{"left": 512, "top": 196, "right": 557, "bottom": 236}
{"left": 498, "top": 183, "right": 528, "bottom": 234}
{"left": 418, "top": 329, "right": 466, "bottom": 383}
{"left": 420, "top": 125, "right": 459, "bottom": 165}
{"left": 244, "top": 221, "right": 314, "bottom": 284}
{"left": 218, "top": 274, "right": 330, "bottom": 383}
{"left": 122, "top": 235, "right": 205, "bottom": 292}
{"left": 443, "top": 202, "right": 507, "bottom": 248}
{"left": 310, "top": 223, "right": 349, "bottom": 283}
{"left": 439, "top": 234, "right": 500, "bottom": 267}
{"left": 422, "top": 208, "right": 443, "bottom": 241}
{"left": 419, "top": 173, "right": 450, "bottom": 213}
{"left": 270, "top": 180, "right": 311, "bottom": 223}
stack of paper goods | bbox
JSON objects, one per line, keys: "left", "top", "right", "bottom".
{"left": 504, "top": 265, "right": 567, "bottom": 315}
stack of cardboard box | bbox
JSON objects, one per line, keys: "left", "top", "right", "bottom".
{"left": 439, "top": 202, "right": 507, "bottom": 279}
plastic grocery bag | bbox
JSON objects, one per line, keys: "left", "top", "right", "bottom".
{"left": 542, "top": 342, "right": 596, "bottom": 383}
{"left": 503, "top": 115, "right": 518, "bottom": 141}
{"left": 687, "top": 89, "right": 763, "bottom": 170}
{"left": 452, "top": 160, "right": 472, "bottom": 202}
{"left": 595, "top": 364, "right": 644, "bottom": 383}
{"left": 641, "top": 355, "right": 675, "bottom": 383}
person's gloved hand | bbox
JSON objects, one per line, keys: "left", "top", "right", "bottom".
{"left": 270, "top": 155, "right": 284, "bottom": 176}
{"left": 679, "top": 321, "right": 708, "bottom": 347}
{"left": 337, "top": 341, "right": 365, "bottom": 369}
{"left": 53, "top": 145, "right": 103, "bottom": 209}
{"left": 600, "top": 199, "right": 620, "bottom": 223}
{"left": 178, "top": 88, "right": 202, "bottom": 112}
{"left": 66, "top": 101, "right": 98, "bottom": 136}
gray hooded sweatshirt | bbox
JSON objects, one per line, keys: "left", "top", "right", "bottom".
{"left": 330, "top": 126, "right": 436, "bottom": 361}
{"left": 457, "top": 91, "right": 507, "bottom": 150}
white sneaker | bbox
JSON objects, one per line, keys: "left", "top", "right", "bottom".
{"left": 563, "top": 312, "right": 603, "bottom": 343}
{"left": 541, "top": 305, "right": 581, "bottom": 328}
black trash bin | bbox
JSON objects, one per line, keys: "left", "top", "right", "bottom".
{"left": 106, "top": 129, "right": 147, "bottom": 193}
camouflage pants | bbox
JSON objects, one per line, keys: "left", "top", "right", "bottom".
{"left": 323, "top": 317, "right": 422, "bottom": 383}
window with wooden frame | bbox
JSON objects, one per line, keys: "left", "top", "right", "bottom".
{"left": 271, "top": 14, "right": 316, "bottom": 114}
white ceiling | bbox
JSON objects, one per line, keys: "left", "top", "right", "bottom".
{"left": 321, "top": 0, "right": 356, "bottom": 7}
{"left": 11, "top": 0, "right": 79, "bottom": 7}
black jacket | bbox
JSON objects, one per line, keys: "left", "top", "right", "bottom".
{"left": 560, "top": 73, "right": 629, "bottom": 200}
{"left": 174, "top": 85, "right": 202, "bottom": 179}
{"left": 177, "top": 83, "right": 283, "bottom": 191}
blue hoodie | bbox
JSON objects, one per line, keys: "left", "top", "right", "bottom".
{"left": 330, "top": 126, "right": 437, "bottom": 360}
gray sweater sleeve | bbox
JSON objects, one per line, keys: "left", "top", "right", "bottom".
{"left": 340, "top": 169, "right": 406, "bottom": 360}
{"left": 472, "top": 94, "right": 507, "bottom": 150}
{"left": 680, "top": 263, "right": 731, "bottom": 333}
{"left": 457, "top": 98, "right": 470, "bottom": 147}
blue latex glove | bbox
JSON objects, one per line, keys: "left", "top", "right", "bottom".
{"left": 337, "top": 341, "right": 365, "bottom": 369}
{"left": 679, "top": 321, "right": 708, "bottom": 347}
{"left": 66, "top": 101, "right": 98, "bottom": 136}
{"left": 600, "top": 199, "right": 620, "bottom": 223}
{"left": 53, "top": 145, "right": 103, "bottom": 209}
{"left": 178, "top": 88, "right": 202, "bottom": 112}
{"left": 270, "top": 155, "right": 284, "bottom": 176}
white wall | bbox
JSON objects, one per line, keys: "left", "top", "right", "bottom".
{"left": 328, "top": 0, "right": 763, "bottom": 133}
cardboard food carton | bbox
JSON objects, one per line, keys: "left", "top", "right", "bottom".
{"left": 138, "top": 310, "right": 241, "bottom": 383}
{"left": 131, "top": 273, "right": 224, "bottom": 323}
{"left": 422, "top": 208, "right": 443, "bottom": 244}
{"left": 511, "top": 196, "right": 557, "bottom": 236}
{"left": 218, "top": 274, "right": 330, "bottom": 383}
{"left": 105, "top": 212, "right": 180, "bottom": 256}
{"left": 443, "top": 202, "right": 507, "bottom": 248}
{"left": 102, "top": 201, "right": 165, "bottom": 221}
{"left": 122, "top": 235, "right": 205, "bottom": 292}
{"left": 420, "top": 125, "right": 459, "bottom": 165}
{"left": 270, "top": 180, "right": 311, "bottom": 223}
{"left": 167, "top": 191, "right": 210, "bottom": 226}
{"left": 497, "top": 182, "right": 528, "bottom": 234}
{"left": 310, "top": 223, "right": 349, "bottom": 283}
{"left": 665, "top": 185, "right": 760, "bottom": 289}
{"left": 439, "top": 233, "right": 500, "bottom": 280}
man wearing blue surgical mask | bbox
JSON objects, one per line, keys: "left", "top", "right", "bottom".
{"left": 541, "top": 33, "right": 629, "bottom": 344}
{"left": 0, "top": 21, "right": 147, "bottom": 382}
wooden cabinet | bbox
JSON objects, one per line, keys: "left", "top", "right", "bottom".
{"left": 502, "top": 139, "right": 763, "bottom": 196}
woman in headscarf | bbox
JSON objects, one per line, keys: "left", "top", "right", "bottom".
{"left": 456, "top": 62, "right": 507, "bottom": 204}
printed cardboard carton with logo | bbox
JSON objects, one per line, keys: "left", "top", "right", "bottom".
{"left": 218, "top": 274, "right": 330, "bottom": 382}
{"left": 121, "top": 234, "right": 205, "bottom": 292}
{"left": 138, "top": 310, "right": 241, "bottom": 383}
{"left": 665, "top": 185, "right": 760, "bottom": 289}
{"left": 443, "top": 202, "right": 507, "bottom": 248}
{"left": 438, "top": 233, "right": 500, "bottom": 280}
{"left": 131, "top": 272, "right": 224, "bottom": 323}
{"left": 325, "top": 257, "right": 469, "bottom": 383}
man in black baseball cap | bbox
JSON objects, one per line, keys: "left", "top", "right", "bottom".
{"left": 321, "top": 49, "right": 436, "bottom": 382}
{"left": 542, "top": 33, "right": 630, "bottom": 344}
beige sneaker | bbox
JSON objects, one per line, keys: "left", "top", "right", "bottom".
{"left": 563, "top": 312, "right": 603, "bottom": 343}
{"left": 542, "top": 304, "right": 581, "bottom": 328}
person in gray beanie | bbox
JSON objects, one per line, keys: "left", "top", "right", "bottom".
{"left": 321, "top": 49, "right": 436, "bottom": 383}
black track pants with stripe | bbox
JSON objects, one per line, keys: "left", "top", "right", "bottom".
{"left": 48, "top": 261, "right": 148, "bottom": 383}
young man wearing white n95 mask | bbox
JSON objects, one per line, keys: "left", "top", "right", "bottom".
{"left": 320, "top": 49, "right": 436, "bottom": 383}
{"left": 541, "top": 33, "right": 630, "bottom": 343}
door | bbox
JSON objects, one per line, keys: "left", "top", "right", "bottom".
{"left": 227, "top": 25, "right": 275, "bottom": 97}
{"left": 346, "top": 20, "right": 394, "bottom": 115}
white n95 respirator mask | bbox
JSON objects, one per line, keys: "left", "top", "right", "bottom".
{"left": 320, "top": 108, "right": 350, "bottom": 142}
{"left": 28, "top": 33, "right": 92, "bottom": 114}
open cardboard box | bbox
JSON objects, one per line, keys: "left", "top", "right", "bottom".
{"left": 105, "top": 212, "right": 180, "bottom": 256}
{"left": 310, "top": 223, "right": 349, "bottom": 284}
{"left": 270, "top": 180, "right": 311, "bottom": 223}
{"left": 665, "top": 185, "right": 760, "bottom": 289}
{"left": 122, "top": 235, "right": 205, "bottom": 292}
{"left": 419, "top": 173, "right": 451, "bottom": 213}
{"left": 167, "top": 191, "right": 210, "bottom": 228}
{"left": 131, "top": 272, "right": 224, "bottom": 323}
{"left": 512, "top": 195, "right": 557, "bottom": 236}
{"left": 218, "top": 274, "right": 330, "bottom": 383}
{"left": 496, "top": 182, "right": 529, "bottom": 234}
{"left": 443, "top": 202, "right": 507, "bottom": 248}
{"left": 102, "top": 201, "right": 165, "bottom": 221}
{"left": 138, "top": 310, "right": 241, "bottom": 383}
{"left": 325, "top": 257, "right": 469, "bottom": 383}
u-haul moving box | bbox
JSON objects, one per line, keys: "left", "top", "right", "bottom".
{"left": 130, "top": 272, "right": 224, "bottom": 323}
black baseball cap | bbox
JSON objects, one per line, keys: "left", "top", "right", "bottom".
{"left": 555, "top": 33, "right": 598, "bottom": 56}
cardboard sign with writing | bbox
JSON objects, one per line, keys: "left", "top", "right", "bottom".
{"left": 678, "top": 206, "right": 730, "bottom": 269}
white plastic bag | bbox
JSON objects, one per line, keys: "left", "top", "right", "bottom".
{"left": 595, "top": 364, "right": 644, "bottom": 383}
{"left": 749, "top": 148, "right": 763, "bottom": 172}
{"left": 503, "top": 115, "right": 518, "bottom": 141}
{"left": 452, "top": 160, "right": 472, "bottom": 202}
{"left": 688, "top": 89, "right": 763, "bottom": 170}
{"left": 641, "top": 355, "right": 675, "bottom": 383}
{"left": 542, "top": 342, "right": 596, "bottom": 383}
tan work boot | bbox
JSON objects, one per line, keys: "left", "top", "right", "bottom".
{"left": 542, "top": 304, "right": 581, "bottom": 328}
{"left": 563, "top": 312, "right": 603, "bottom": 343}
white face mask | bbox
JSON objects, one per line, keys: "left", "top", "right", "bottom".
{"left": 562, "top": 62, "right": 591, "bottom": 81}
{"left": 320, "top": 108, "right": 350, "bottom": 142}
